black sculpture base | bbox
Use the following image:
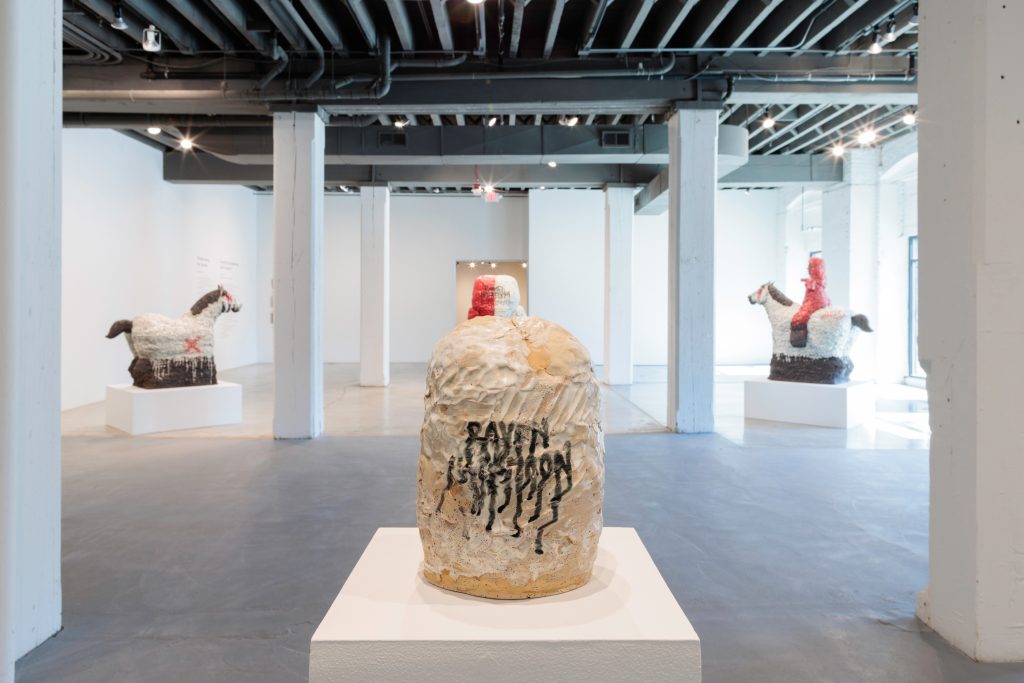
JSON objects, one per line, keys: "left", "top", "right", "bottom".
{"left": 769, "top": 354, "right": 853, "bottom": 385}
{"left": 129, "top": 357, "right": 218, "bottom": 389}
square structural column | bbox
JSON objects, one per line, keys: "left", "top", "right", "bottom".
{"left": 604, "top": 185, "right": 634, "bottom": 385}
{"left": 821, "top": 148, "right": 880, "bottom": 377}
{"left": 359, "top": 185, "right": 390, "bottom": 387}
{"left": 0, "top": 0, "right": 62, "bottom": 676}
{"left": 916, "top": 0, "right": 1024, "bottom": 662}
{"left": 272, "top": 110, "right": 325, "bottom": 439}
{"left": 667, "top": 109, "right": 717, "bottom": 433}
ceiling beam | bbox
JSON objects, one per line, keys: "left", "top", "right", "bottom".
{"left": 748, "top": 104, "right": 828, "bottom": 153}
{"left": 786, "top": 104, "right": 891, "bottom": 153}
{"left": 618, "top": 0, "right": 656, "bottom": 51}
{"left": 429, "top": 0, "right": 454, "bottom": 53}
{"left": 73, "top": 0, "right": 146, "bottom": 47}
{"left": 721, "top": 0, "right": 784, "bottom": 56}
{"left": 296, "top": 0, "right": 346, "bottom": 53}
{"left": 163, "top": 0, "right": 236, "bottom": 52}
{"left": 654, "top": 0, "right": 700, "bottom": 51}
{"left": 120, "top": 0, "right": 202, "bottom": 53}
{"left": 691, "top": 0, "right": 742, "bottom": 48}
{"left": 206, "top": 0, "right": 272, "bottom": 55}
{"left": 385, "top": 0, "right": 415, "bottom": 51}
{"left": 768, "top": 104, "right": 856, "bottom": 153}
{"left": 508, "top": 0, "right": 529, "bottom": 57}
{"left": 829, "top": 0, "right": 914, "bottom": 54}
{"left": 251, "top": 0, "right": 307, "bottom": 50}
{"left": 343, "top": 0, "right": 378, "bottom": 51}
{"left": 752, "top": 0, "right": 826, "bottom": 56}
{"left": 543, "top": 0, "right": 567, "bottom": 59}
{"left": 789, "top": 0, "right": 872, "bottom": 57}
{"left": 579, "top": 0, "right": 613, "bottom": 56}
{"left": 475, "top": 2, "right": 486, "bottom": 56}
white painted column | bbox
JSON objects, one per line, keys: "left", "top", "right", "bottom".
{"left": 0, "top": 0, "right": 62, "bottom": 676}
{"left": 604, "top": 185, "right": 634, "bottom": 385}
{"left": 821, "top": 149, "right": 880, "bottom": 378}
{"left": 359, "top": 185, "right": 390, "bottom": 386}
{"left": 667, "top": 109, "right": 717, "bottom": 433}
{"left": 916, "top": 0, "right": 1024, "bottom": 662}
{"left": 272, "top": 111, "right": 325, "bottom": 439}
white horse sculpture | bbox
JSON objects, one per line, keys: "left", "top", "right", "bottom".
{"left": 107, "top": 286, "right": 241, "bottom": 389}
{"left": 748, "top": 282, "right": 872, "bottom": 383}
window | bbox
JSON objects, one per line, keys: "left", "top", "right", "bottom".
{"left": 908, "top": 235, "right": 923, "bottom": 378}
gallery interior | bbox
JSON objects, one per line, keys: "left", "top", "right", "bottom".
{"left": 2, "top": 0, "right": 1021, "bottom": 681}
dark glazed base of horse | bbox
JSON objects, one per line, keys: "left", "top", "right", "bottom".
{"left": 127, "top": 357, "right": 218, "bottom": 389}
{"left": 769, "top": 354, "right": 854, "bottom": 384}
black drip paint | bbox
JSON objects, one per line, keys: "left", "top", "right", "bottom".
{"left": 435, "top": 419, "right": 574, "bottom": 554}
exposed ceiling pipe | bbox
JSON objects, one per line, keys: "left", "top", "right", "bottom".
{"left": 579, "top": 0, "right": 614, "bottom": 56}
{"left": 64, "top": 113, "right": 378, "bottom": 127}
{"left": 163, "top": 0, "right": 237, "bottom": 53}
{"left": 256, "top": 44, "right": 289, "bottom": 91}
{"left": 342, "top": 0, "right": 378, "bottom": 51}
{"left": 63, "top": 21, "right": 123, "bottom": 64}
{"left": 120, "top": 0, "right": 202, "bottom": 53}
{"left": 276, "top": 0, "right": 325, "bottom": 88}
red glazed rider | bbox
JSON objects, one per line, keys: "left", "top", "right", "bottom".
{"left": 790, "top": 256, "right": 830, "bottom": 348}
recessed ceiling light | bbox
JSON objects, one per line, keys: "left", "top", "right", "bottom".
{"left": 178, "top": 138, "right": 194, "bottom": 150}
{"left": 521, "top": 262, "right": 527, "bottom": 268}
{"left": 547, "top": 160, "right": 557, "bottom": 168}
{"left": 830, "top": 144, "right": 846, "bottom": 158}
{"left": 490, "top": 262, "right": 496, "bottom": 268}
{"left": 902, "top": 111, "right": 917, "bottom": 126}
{"left": 469, "top": 262, "right": 476, "bottom": 268}
{"left": 146, "top": 126, "right": 161, "bottom": 135}
{"left": 761, "top": 116, "right": 775, "bottom": 130}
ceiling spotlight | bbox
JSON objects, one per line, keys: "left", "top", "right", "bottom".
{"left": 178, "top": 137, "right": 194, "bottom": 151}
{"left": 483, "top": 184, "right": 495, "bottom": 193}
{"left": 538, "top": 186, "right": 546, "bottom": 190}
{"left": 338, "top": 185, "right": 349, "bottom": 192}
{"left": 469, "top": 262, "right": 477, "bottom": 268}
{"left": 909, "top": 3, "right": 919, "bottom": 26}
{"left": 146, "top": 126, "right": 161, "bottom": 135}
{"left": 432, "top": 188, "right": 440, "bottom": 193}
{"left": 490, "top": 262, "right": 497, "bottom": 268}
{"left": 142, "top": 24, "right": 162, "bottom": 52}
{"left": 111, "top": 4, "right": 128, "bottom": 30}
{"left": 547, "top": 160, "right": 557, "bottom": 168}
{"left": 868, "top": 31, "right": 883, "bottom": 55}
{"left": 884, "top": 16, "right": 897, "bottom": 43}
{"left": 487, "top": 116, "right": 498, "bottom": 127}
{"left": 830, "top": 144, "right": 846, "bottom": 158}
{"left": 521, "top": 262, "right": 527, "bottom": 268}
{"left": 559, "top": 115, "right": 579, "bottom": 127}
{"left": 902, "top": 110, "right": 917, "bottom": 126}
{"left": 394, "top": 118, "right": 408, "bottom": 128}
{"left": 761, "top": 116, "right": 775, "bottom": 130}
{"left": 856, "top": 129, "right": 878, "bottom": 146}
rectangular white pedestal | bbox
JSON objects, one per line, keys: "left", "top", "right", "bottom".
{"left": 310, "top": 527, "right": 701, "bottom": 683}
{"left": 744, "top": 378, "right": 874, "bottom": 428}
{"left": 105, "top": 382, "right": 242, "bottom": 435}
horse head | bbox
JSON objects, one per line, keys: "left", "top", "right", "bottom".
{"left": 190, "top": 285, "right": 242, "bottom": 317}
{"left": 748, "top": 282, "right": 771, "bottom": 305}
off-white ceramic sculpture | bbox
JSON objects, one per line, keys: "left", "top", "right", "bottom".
{"left": 417, "top": 315, "right": 604, "bottom": 599}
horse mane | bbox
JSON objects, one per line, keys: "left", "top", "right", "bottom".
{"left": 766, "top": 282, "right": 794, "bottom": 306}
{"left": 190, "top": 288, "right": 223, "bottom": 315}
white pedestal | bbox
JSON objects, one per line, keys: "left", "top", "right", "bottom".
{"left": 310, "top": 527, "right": 701, "bottom": 683}
{"left": 105, "top": 382, "right": 242, "bottom": 435}
{"left": 744, "top": 378, "right": 874, "bottom": 428}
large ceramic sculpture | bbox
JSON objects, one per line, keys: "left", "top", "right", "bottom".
{"left": 467, "top": 274, "right": 525, "bottom": 319}
{"left": 417, "top": 316, "right": 604, "bottom": 599}
{"left": 106, "top": 286, "right": 242, "bottom": 389}
{"left": 748, "top": 257, "right": 872, "bottom": 384}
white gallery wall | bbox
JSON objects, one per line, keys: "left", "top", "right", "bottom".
{"left": 62, "top": 129, "right": 266, "bottom": 409}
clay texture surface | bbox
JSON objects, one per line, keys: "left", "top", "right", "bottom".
{"left": 417, "top": 316, "right": 604, "bottom": 599}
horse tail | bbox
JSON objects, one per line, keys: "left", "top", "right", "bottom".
{"left": 106, "top": 319, "right": 132, "bottom": 339}
{"left": 851, "top": 314, "right": 873, "bottom": 332}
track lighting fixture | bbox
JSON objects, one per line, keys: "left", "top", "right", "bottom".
{"left": 856, "top": 129, "right": 877, "bottom": 146}
{"left": 490, "top": 262, "right": 497, "bottom": 269}
{"left": 146, "top": 126, "right": 161, "bottom": 135}
{"left": 547, "top": 160, "right": 557, "bottom": 168}
{"left": 559, "top": 115, "right": 579, "bottom": 127}
{"left": 909, "top": 3, "right": 919, "bottom": 26}
{"left": 884, "top": 16, "right": 897, "bottom": 43}
{"left": 142, "top": 24, "right": 162, "bottom": 52}
{"left": 178, "top": 137, "right": 194, "bottom": 151}
{"left": 487, "top": 116, "right": 498, "bottom": 127}
{"left": 483, "top": 184, "right": 495, "bottom": 194}
{"left": 902, "top": 110, "right": 917, "bottom": 126}
{"left": 111, "top": 4, "right": 128, "bottom": 31}
{"left": 868, "top": 30, "right": 883, "bottom": 55}
{"left": 521, "top": 262, "right": 528, "bottom": 268}
{"left": 761, "top": 115, "right": 775, "bottom": 130}
{"left": 469, "top": 262, "right": 476, "bottom": 268}
{"left": 830, "top": 144, "right": 846, "bottom": 158}
{"left": 394, "top": 118, "right": 408, "bottom": 128}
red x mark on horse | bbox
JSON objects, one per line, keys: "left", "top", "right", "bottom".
{"left": 183, "top": 337, "right": 201, "bottom": 353}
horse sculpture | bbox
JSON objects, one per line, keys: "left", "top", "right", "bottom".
{"left": 748, "top": 282, "right": 872, "bottom": 384}
{"left": 106, "top": 286, "right": 241, "bottom": 389}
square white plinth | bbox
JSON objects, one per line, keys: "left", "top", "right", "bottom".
{"left": 744, "top": 378, "right": 874, "bottom": 428}
{"left": 310, "top": 527, "right": 701, "bottom": 683}
{"left": 105, "top": 382, "right": 242, "bottom": 435}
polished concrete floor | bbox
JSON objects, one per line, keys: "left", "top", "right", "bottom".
{"left": 20, "top": 364, "right": 1019, "bottom": 682}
